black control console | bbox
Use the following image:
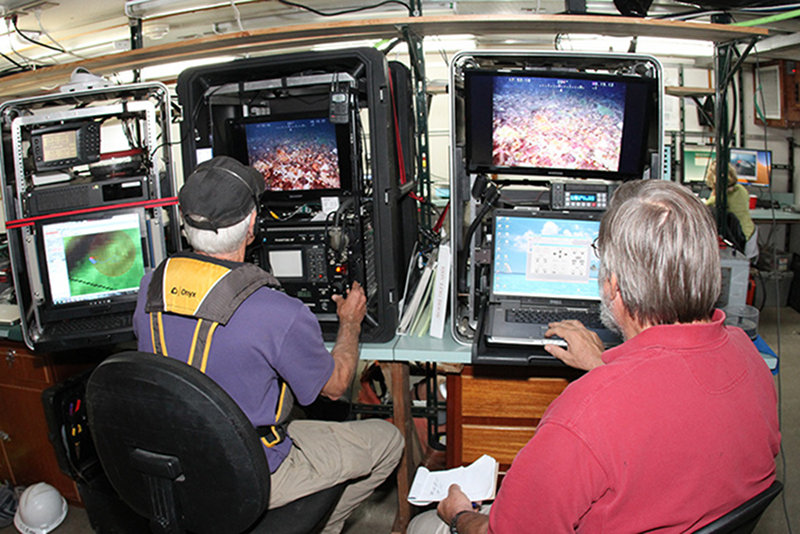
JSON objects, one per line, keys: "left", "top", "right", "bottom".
{"left": 256, "top": 224, "right": 354, "bottom": 317}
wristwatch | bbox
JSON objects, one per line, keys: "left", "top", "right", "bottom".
{"left": 450, "top": 510, "right": 472, "bottom": 534}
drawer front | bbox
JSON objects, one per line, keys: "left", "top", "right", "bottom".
{"left": 461, "top": 377, "right": 568, "bottom": 419}
{"left": 0, "top": 346, "right": 51, "bottom": 388}
{"left": 461, "top": 424, "right": 537, "bottom": 466}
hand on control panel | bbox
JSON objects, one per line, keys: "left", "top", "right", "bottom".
{"left": 332, "top": 281, "right": 366, "bottom": 327}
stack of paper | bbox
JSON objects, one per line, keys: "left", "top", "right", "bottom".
{"left": 397, "top": 260, "right": 435, "bottom": 334}
{"left": 407, "top": 454, "right": 499, "bottom": 506}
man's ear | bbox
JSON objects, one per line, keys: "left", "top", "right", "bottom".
{"left": 246, "top": 211, "right": 257, "bottom": 242}
{"left": 604, "top": 273, "right": 620, "bottom": 301}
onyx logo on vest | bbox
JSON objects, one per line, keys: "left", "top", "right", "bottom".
{"left": 170, "top": 286, "right": 197, "bottom": 299}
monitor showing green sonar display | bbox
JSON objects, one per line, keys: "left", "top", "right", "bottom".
{"left": 40, "top": 211, "right": 146, "bottom": 306}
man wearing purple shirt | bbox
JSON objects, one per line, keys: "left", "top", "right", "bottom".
{"left": 133, "top": 156, "right": 402, "bottom": 534}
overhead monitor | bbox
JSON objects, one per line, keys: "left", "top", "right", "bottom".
{"left": 465, "top": 70, "right": 655, "bottom": 180}
{"left": 227, "top": 112, "right": 352, "bottom": 200}
{"left": 37, "top": 209, "right": 150, "bottom": 321}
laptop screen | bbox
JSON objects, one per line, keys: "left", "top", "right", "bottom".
{"left": 491, "top": 210, "right": 602, "bottom": 301}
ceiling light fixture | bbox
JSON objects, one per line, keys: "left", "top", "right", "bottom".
{"left": 558, "top": 34, "right": 714, "bottom": 58}
{"left": 124, "top": 0, "right": 249, "bottom": 19}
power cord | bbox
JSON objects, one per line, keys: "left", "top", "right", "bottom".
{"left": 753, "top": 45, "right": 793, "bottom": 534}
{"left": 277, "top": 0, "right": 412, "bottom": 17}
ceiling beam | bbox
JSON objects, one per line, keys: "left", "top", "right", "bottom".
{"left": 0, "top": 14, "right": 768, "bottom": 99}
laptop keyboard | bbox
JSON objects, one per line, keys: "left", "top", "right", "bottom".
{"left": 506, "top": 308, "right": 604, "bottom": 329}
{"left": 46, "top": 313, "right": 133, "bottom": 337}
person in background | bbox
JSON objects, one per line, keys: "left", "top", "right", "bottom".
{"left": 409, "top": 179, "right": 779, "bottom": 533}
{"left": 705, "top": 160, "right": 758, "bottom": 260}
{"left": 132, "top": 156, "right": 403, "bottom": 534}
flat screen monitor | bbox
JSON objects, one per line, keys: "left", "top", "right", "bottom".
{"left": 227, "top": 112, "right": 352, "bottom": 200}
{"left": 730, "top": 148, "right": 771, "bottom": 187}
{"left": 682, "top": 145, "right": 714, "bottom": 184}
{"left": 465, "top": 70, "right": 655, "bottom": 180}
{"left": 37, "top": 209, "right": 149, "bottom": 320}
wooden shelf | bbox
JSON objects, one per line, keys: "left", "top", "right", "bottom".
{"left": 665, "top": 86, "right": 715, "bottom": 98}
{"left": 0, "top": 14, "right": 767, "bottom": 100}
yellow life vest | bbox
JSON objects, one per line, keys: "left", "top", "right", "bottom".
{"left": 145, "top": 253, "right": 290, "bottom": 447}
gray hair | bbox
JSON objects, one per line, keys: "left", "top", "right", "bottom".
{"left": 598, "top": 180, "right": 721, "bottom": 326}
{"left": 182, "top": 210, "right": 253, "bottom": 255}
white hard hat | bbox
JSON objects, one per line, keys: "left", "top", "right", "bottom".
{"left": 13, "top": 483, "right": 67, "bottom": 534}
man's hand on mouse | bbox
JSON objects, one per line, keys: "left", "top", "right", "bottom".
{"left": 544, "top": 320, "right": 605, "bottom": 371}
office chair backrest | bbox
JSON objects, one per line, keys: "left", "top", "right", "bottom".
{"left": 86, "top": 351, "right": 271, "bottom": 534}
{"left": 693, "top": 480, "right": 783, "bottom": 534}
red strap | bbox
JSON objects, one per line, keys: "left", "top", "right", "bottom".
{"left": 5, "top": 196, "right": 179, "bottom": 229}
{"left": 388, "top": 74, "right": 426, "bottom": 203}
{"left": 387, "top": 73, "right": 408, "bottom": 186}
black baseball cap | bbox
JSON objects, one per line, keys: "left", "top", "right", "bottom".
{"left": 179, "top": 156, "right": 264, "bottom": 231}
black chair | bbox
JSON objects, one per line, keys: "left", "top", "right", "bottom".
{"left": 86, "top": 351, "right": 345, "bottom": 534}
{"left": 693, "top": 480, "right": 783, "bottom": 534}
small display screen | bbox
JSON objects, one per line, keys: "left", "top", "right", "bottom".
{"left": 244, "top": 117, "right": 341, "bottom": 192}
{"left": 269, "top": 249, "right": 303, "bottom": 278}
{"left": 41, "top": 130, "right": 78, "bottom": 162}
{"left": 41, "top": 211, "right": 146, "bottom": 306}
{"left": 569, "top": 193, "right": 597, "bottom": 202}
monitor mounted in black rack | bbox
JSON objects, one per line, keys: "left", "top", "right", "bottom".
{"left": 465, "top": 70, "right": 655, "bottom": 180}
{"left": 226, "top": 111, "right": 353, "bottom": 201}
{"left": 36, "top": 208, "right": 151, "bottom": 323}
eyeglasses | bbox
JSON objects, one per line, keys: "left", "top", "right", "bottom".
{"left": 591, "top": 237, "right": 600, "bottom": 259}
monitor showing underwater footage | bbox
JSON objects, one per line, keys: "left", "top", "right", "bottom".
{"left": 465, "top": 70, "right": 654, "bottom": 180}
{"left": 227, "top": 112, "right": 352, "bottom": 199}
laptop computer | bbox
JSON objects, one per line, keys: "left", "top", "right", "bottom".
{"left": 485, "top": 209, "right": 619, "bottom": 348}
